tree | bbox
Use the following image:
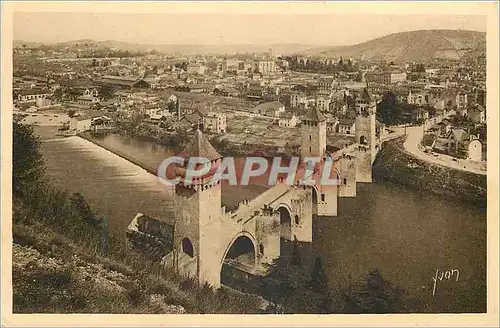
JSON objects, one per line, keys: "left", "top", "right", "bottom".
{"left": 53, "top": 88, "right": 63, "bottom": 101}
{"left": 354, "top": 71, "right": 364, "bottom": 82}
{"left": 260, "top": 256, "right": 320, "bottom": 313}
{"left": 309, "top": 257, "right": 329, "bottom": 293}
{"left": 341, "top": 269, "right": 405, "bottom": 313}
{"left": 69, "top": 192, "right": 96, "bottom": 224}
{"left": 13, "top": 118, "right": 45, "bottom": 197}
{"left": 65, "top": 87, "right": 82, "bottom": 101}
{"left": 67, "top": 109, "right": 76, "bottom": 118}
{"left": 376, "top": 91, "right": 405, "bottom": 125}
{"left": 290, "top": 236, "right": 301, "bottom": 266}
{"left": 308, "top": 256, "right": 333, "bottom": 313}
{"left": 99, "top": 85, "right": 115, "bottom": 100}
{"left": 415, "top": 63, "right": 426, "bottom": 73}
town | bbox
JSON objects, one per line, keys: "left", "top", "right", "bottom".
{"left": 13, "top": 41, "right": 487, "bottom": 170}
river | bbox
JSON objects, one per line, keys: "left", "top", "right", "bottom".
{"left": 35, "top": 127, "right": 486, "bottom": 313}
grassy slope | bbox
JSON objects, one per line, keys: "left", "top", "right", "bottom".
{"left": 12, "top": 197, "right": 263, "bottom": 314}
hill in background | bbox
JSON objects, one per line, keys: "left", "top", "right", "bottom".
{"left": 14, "top": 29, "right": 486, "bottom": 61}
{"left": 301, "top": 29, "right": 486, "bottom": 62}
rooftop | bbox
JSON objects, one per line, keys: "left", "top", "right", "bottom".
{"left": 181, "top": 129, "right": 221, "bottom": 161}
{"left": 255, "top": 101, "right": 284, "bottom": 111}
{"left": 338, "top": 118, "right": 355, "bottom": 125}
{"left": 357, "top": 88, "right": 372, "bottom": 102}
{"left": 302, "top": 106, "right": 325, "bottom": 122}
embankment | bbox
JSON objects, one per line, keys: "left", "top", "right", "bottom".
{"left": 373, "top": 136, "right": 487, "bottom": 206}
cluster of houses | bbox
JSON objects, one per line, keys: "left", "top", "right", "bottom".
{"left": 425, "top": 118, "right": 484, "bottom": 162}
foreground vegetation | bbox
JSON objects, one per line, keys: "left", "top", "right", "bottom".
{"left": 259, "top": 238, "right": 429, "bottom": 314}
{"left": 12, "top": 118, "right": 263, "bottom": 314}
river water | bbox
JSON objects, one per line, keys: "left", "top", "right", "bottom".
{"left": 35, "top": 127, "right": 486, "bottom": 313}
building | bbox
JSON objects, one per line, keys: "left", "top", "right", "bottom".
{"left": 337, "top": 118, "right": 355, "bottom": 135}
{"left": 290, "top": 91, "right": 307, "bottom": 108}
{"left": 425, "top": 68, "right": 440, "bottom": 78}
{"left": 467, "top": 138, "right": 482, "bottom": 162}
{"left": 407, "top": 90, "right": 430, "bottom": 106}
{"left": 94, "top": 75, "right": 151, "bottom": 90}
{"left": 16, "top": 89, "right": 52, "bottom": 102}
{"left": 442, "top": 128, "right": 469, "bottom": 154}
{"left": 365, "top": 71, "right": 407, "bottom": 84}
{"left": 221, "top": 59, "right": 245, "bottom": 76}
{"left": 254, "top": 101, "right": 285, "bottom": 117}
{"left": 316, "top": 94, "right": 331, "bottom": 112}
{"left": 317, "top": 77, "right": 334, "bottom": 93}
{"left": 35, "top": 97, "right": 52, "bottom": 107}
{"left": 188, "top": 84, "right": 207, "bottom": 93}
{"left": 256, "top": 60, "right": 277, "bottom": 75}
{"left": 325, "top": 117, "right": 338, "bottom": 132}
{"left": 429, "top": 97, "right": 446, "bottom": 111}
{"left": 468, "top": 104, "right": 486, "bottom": 124}
{"left": 76, "top": 95, "right": 100, "bottom": 107}
{"left": 187, "top": 63, "right": 207, "bottom": 75}
{"left": 83, "top": 88, "right": 99, "bottom": 98}
{"left": 203, "top": 112, "right": 227, "bottom": 134}
{"left": 277, "top": 113, "right": 299, "bottom": 128}
{"left": 456, "top": 92, "right": 468, "bottom": 115}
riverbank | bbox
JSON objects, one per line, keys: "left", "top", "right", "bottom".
{"left": 12, "top": 196, "right": 264, "bottom": 314}
{"left": 373, "top": 136, "right": 487, "bottom": 206}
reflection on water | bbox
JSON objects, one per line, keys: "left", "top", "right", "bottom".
{"left": 38, "top": 131, "right": 486, "bottom": 313}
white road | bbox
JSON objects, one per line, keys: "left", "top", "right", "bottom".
{"left": 401, "top": 125, "right": 487, "bottom": 176}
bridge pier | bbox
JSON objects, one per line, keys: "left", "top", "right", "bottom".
{"left": 355, "top": 146, "right": 373, "bottom": 183}
{"left": 337, "top": 155, "right": 357, "bottom": 197}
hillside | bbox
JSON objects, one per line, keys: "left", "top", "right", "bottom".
{"left": 305, "top": 29, "right": 486, "bottom": 62}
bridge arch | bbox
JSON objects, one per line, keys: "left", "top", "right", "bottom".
{"left": 275, "top": 203, "right": 293, "bottom": 225}
{"left": 219, "top": 231, "right": 258, "bottom": 274}
{"left": 274, "top": 203, "right": 293, "bottom": 240}
{"left": 311, "top": 184, "right": 319, "bottom": 204}
{"left": 181, "top": 237, "right": 194, "bottom": 258}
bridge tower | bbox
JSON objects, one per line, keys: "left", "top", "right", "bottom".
{"left": 300, "top": 106, "right": 338, "bottom": 216}
{"left": 354, "top": 88, "right": 377, "bottom": 183}
{"left": 171, "top": 129, "right": 223, "bottom": 286}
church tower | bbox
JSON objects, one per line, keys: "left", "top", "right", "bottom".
{"left": 354, "top": 88, "right": 376, "bottom": 183}
{"left": 171, "top": 129, "right": 223, "bottom": 285}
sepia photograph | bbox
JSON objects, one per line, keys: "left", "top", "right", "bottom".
{"left": 1, "top": 1, "right": 498, "bottom": 326}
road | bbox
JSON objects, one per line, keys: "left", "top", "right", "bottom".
{"left": 401, "top": 125, "right": 487, "bottom": 175}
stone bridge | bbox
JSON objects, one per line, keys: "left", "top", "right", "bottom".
{"left": 126, "top": 88, "right": 384, "bottom": 288}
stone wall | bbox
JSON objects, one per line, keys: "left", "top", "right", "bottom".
{"left": 373, "top": 136, "right": 487, "bottom": 206}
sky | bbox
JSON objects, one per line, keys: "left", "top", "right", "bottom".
{"left": 13, "top": 12, "right": 486, "bottom": 46}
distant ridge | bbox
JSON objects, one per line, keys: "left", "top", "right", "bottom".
{"left": 14, "top": 29, "right": 486, "bottom": 61}
{"left": 13, "top": 39, "right": 322, "bottom": 56}
{"left": 299, "top": 29, "right": 486, "bottom": 62}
